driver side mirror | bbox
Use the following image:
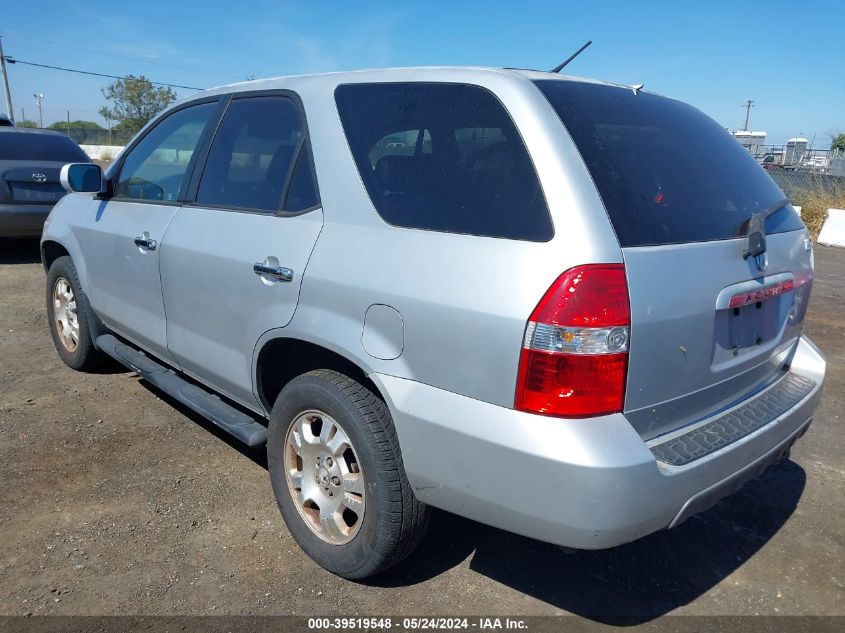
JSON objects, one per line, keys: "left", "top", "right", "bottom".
{"left": 60, "top": 163, "right": 104, "bottom": 194}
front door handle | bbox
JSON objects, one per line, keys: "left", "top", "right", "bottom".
{"left": 253, "top": 261, "right": 294, "bottom": 282}
{"left": 134, "top": 234, "right": 157, "bottom": 251}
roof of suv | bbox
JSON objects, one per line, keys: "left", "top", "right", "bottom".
{"left": 197, "top": 66, "right": 623, "bottom": 97}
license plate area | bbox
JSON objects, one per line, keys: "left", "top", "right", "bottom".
{"left": 716, "top": 299, "right": 782, "bottom": 350}
{"left": 10, "top": 182, "right": 65, "bottom": 202}
{"left": 712, "top": 273, "right": 796, "bottom": 366}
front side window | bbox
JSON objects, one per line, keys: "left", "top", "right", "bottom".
{"left": 115, "top": 102, "right": 216, "bottom": 202}
{"left": 335, "top": 83, "right": 552, "bottom": 241}
{"left": 196, "top": 96, "right": 318, "bottom": 213}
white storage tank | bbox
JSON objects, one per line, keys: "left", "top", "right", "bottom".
{"left": 784, "top": 137, "right": 809, "bottom": 165}
{"left": 733, "top": 131, "right": 767, "bottom": 156}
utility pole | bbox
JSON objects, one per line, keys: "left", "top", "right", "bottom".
{"left": 741, "top": 99, "right": 755, "bottom": 131}
{"left": 0, "top": 36, "right": 14, "bottom": 122}
{"left": 34, "top": 93, "right": 44, "bottom": 128}
{"left": 66, "top": 110, "right": 71, "bottom": 137}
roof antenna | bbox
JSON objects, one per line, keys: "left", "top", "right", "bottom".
{"left": 549, "top": 40, "right": 593, "bottom": 73}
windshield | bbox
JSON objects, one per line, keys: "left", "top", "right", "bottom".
{"left": 534, "top": 80, "right": 804, "bottom": 247}
{"left": 0, "top": 132, "right": 89, "bottom": 162}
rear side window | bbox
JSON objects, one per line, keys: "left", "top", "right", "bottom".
{"left": 0, "top": 131, "right": 89, "bottom": 162}
{"left": 335, "top": 83, "right": 552, "bottom": 241}
{"left": 369, "top": 128, "right": 432, "bottom": 165}
{"left": 534, "top": 80, "right": 804, "bottom": 247}
{"left": 197, "top": 96, "right": 317, "bottom": 213}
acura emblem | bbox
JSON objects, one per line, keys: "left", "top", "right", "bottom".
{"left": 32, "top": 173, "right": 47, "bottom": 183}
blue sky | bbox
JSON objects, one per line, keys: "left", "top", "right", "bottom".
{"left": 2, "top": 0, "right": 842, "bottom": 145}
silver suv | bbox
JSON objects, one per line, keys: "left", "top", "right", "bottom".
{"left": 42, "top": 67, "right": 826, "bottom": 579}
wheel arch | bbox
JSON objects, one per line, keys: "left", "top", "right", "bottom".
{"left": 40, "top": 232, "right": 92, "bottom": 299}
{"left": 41, "top": 239, "right": 70, "bottom": 273}
{"left": 254, "top": 335, "right": 385, "bottom": 415}
{"left": 41, "top": 237, "right": 106, "bottom": 344}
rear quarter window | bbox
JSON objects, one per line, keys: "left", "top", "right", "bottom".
{"left": 534, "top": 80, "right": 804, "bottom": 247}
{"left": 335, "top": 82, "right": 553, "bottom": 241}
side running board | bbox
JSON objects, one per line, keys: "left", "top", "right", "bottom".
{"left": 96, "top": 334, "right": 267, "bottom": 447}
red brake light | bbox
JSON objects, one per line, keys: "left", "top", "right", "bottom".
{"left": 728, "top": 279, "right": 795, "bottom": 309}
{"left": 515, "top": 264, "right": 630, "bottom": 417}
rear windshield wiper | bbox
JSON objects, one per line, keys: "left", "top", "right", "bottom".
{"left": 742, "top": 198, "right": 790, "bottom": 260}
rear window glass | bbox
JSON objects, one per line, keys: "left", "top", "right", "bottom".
{"left": 534, "top": 80, "right": 804, "bottom": 247}
{"left": 335, "top": 83, "right": 552, "bottom": 241}
{"left": 0, "top": 131, "right": 89, "bottom": 162}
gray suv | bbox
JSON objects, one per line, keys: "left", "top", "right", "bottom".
{"left": 42, "top": 67, "right": 826, "bottom": 579}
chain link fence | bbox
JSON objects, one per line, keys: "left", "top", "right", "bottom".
{"left": 768, "top": 171, "right": 845, "bottom": 198}
{"left": 32, "top": 126, "right": 136, "bottom": 146}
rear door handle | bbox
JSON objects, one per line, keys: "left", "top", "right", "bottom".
{"left": 253, "top": 262, "right": 294, "bottom": 282}
{"left": 134, "top": 235, "right": 157, "bottom": 251}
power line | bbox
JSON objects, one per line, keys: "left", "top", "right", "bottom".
{"left": 2, "top": 29, "right": 238, "bottom": 81}
{"left": 1, "top": 56, "right": 206, "bottom": 91}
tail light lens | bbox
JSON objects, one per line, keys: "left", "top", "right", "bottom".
{"left": 789, "top": 270, "right": 813, "bottom": 325}
{"left": 515, "top": 264, "right": 630, "bottom": 417}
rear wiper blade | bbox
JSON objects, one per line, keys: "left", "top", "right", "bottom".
{"left": 742, "top": 198, "right": 790, "bottom": 260}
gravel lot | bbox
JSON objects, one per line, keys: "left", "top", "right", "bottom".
{"left": 0, "top": 238, "right": 842, "bottom": 624}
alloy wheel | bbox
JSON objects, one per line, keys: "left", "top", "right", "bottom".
{"left": 52, "top": 277, "right": 79, "bottom": 353}
{"left": 284, "top": 410, "right": 365, "bottom": 545}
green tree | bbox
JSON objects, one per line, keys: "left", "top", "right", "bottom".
{"left": 99, "top": 75, "right": 176, "bottom": 137}
{"left": 110, "top": 119, "right": 143, "bottom": 144}
{"left": 47, "top": 120, "right": 103, "bottom": 130}
{"left": 16, "top": 120, "right": 39, "bottom": 128}
{"left": 832, "top": 133, "right": 845, "bottom": 153}
{"left": 45, "top": 120, "right": 106, "bottom": 144}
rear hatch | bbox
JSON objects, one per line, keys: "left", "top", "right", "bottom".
{"left": 535, "top": 80, "right": 811, "bottom": 440}
{"left": 0, "top": 130, "right": 89, "bottom": 206}
{"left": 0, "top": 162, "right": 66, "bottom": 205}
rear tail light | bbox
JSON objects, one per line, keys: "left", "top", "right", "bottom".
{"left": 789, "top": 270, "right": 813, "bottom": 325}
{"left": 515, "top": 264, "right": 630, "bottom": 417}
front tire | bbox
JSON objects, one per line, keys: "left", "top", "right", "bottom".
{"left": 46, "top": 255, "right": 105, "bottom": 371}
{"left": 267, "top": 369, "right": 429, "bottom": 579}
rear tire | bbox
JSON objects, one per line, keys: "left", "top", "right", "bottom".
{"left": 46, "top": 256, "right": 105, "bottom": 371}
{"left": 267, "top": 369, "right": 429, "bottom": 579}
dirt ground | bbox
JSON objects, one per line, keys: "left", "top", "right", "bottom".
{"left": 0, "top": 238, "right": 842, "bottom": 624}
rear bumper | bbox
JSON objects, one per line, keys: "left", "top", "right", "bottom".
{"left": 0, "top": 203, "right": 53, "bottom": 237}
{"left": 371, "top": 334, "right": 825, "bottom": 549}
